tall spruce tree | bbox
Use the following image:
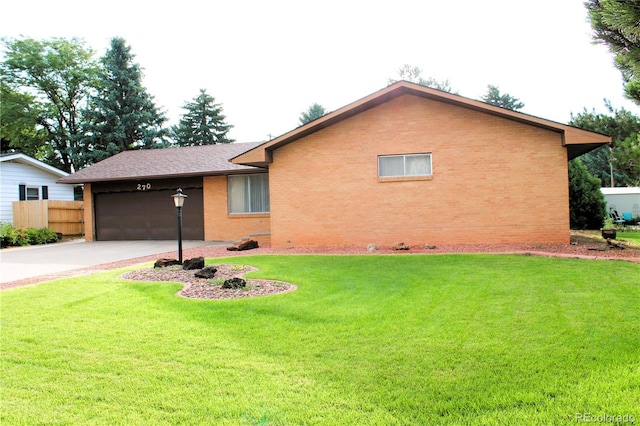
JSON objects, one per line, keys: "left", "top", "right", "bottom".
{"left": 172, "top": 89, "right": 234, "bottom": 146}
{"left": 83, "top": 37, "right": 168, "bottom": 163}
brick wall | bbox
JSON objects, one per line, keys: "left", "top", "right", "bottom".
{"left": 203, "top": 175, "right": 270, "bottom": 242}
{"left": 268, "top": 94, "right": 569, "bottom": 247}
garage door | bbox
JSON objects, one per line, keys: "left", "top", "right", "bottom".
{"left": 94, "top": 187, "right": 204, "bottom": 241}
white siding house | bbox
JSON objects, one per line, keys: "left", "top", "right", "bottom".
{"left": 600, "top": 187, "right": 640, "bottom": 219}
{"left": 0, "top": 153, "right": 75, "bottom": 224}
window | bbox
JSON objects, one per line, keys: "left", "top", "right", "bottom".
{"left": 26, "top": 187, "right": 40, "bottom": 200}
{"left": 378, "top": 154, "right": 432, "bottom": 178}
{"left": 228, "top": 173, "right": 270, "bottom": 214}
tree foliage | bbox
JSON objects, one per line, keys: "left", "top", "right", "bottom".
{"left": 568, "top": 158, "right": 607, "bottom": 230}
{"left": 172, "top": 89, "right": 234, "bottom": 146}
{"left": 388, "top": 64, "right": 456, "bottom": 93}
{"left": 586, "top": 0, "right": 640, "bottom": 104}
{"left": 82, "top": 37, "right": 168, "bottom": 164}
{"left": 480, "top": 85, "right": 525, "bottom": 111}
{"left": 298, "top": 103, "right": 327, "bottom": 125}
{"left": 0, "top": 82, "right": 48, "bottom": 158}
{"left": 569, "top": 101, "right": 640, "bottom": 186}
{"left": 1, "top": 37, "right": 100, "bottom": 172}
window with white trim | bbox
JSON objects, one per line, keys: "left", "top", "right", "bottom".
{"left": 26, "top": 186, "right": 40, "bottom": 200}
{"left": 378, "top": 154, "right": 432, "bottom": 178}
{"left": 228, "top": 173, "right": 270, "bottom": 214}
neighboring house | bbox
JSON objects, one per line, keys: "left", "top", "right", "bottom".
{"left": 59, "top": 81, "right": 610, "bottom": 246}
{"left": 601, "top": 187, "right": 640, "bottom": 219}
{"left": 0, "top": 153, "right": 75, "bottom": 224}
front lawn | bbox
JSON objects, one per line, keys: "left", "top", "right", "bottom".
{"left": 1, "top": 255, "right": 638, "bottom": 425}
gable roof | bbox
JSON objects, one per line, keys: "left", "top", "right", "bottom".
{"left": 231, "top": 81, "right": 611, "bottom": 167}
{"left": 57, "top": 143, "right": 263, "bottom": 184}
{"left": 0, "top": 153, "right": 69, "bottom": 178}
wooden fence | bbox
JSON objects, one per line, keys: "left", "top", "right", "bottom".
{"left": 13, "top": 200, "right": 84, "bottom": 236}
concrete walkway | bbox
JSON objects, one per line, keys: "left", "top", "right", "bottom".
{"left": 0, "top": 239, "right": 221, "bottom": 284}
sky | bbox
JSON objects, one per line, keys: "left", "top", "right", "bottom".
{"left": 2, "top": 0, "right": 638, "bottom": 143}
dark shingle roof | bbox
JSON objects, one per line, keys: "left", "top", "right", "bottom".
{"left": 57, "top": 142, "right": 264, "bottom": 184}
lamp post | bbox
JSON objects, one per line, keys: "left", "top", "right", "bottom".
{"left": 171, "top": 188, "right": 187, "bottom": 263}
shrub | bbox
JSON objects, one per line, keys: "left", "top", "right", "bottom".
{"left": 0, "top": 223, "right": 29, "bottom": 247}
{"left": 569, "top": 159, "right": 607, "bottom": 229}
{"left": 1, "top": 223, "right": 59, "bottom": 248}
{"left": 25, "top": 227, "right": 60, "bottom": 245}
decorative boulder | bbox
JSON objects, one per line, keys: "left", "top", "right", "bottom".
{"left": 391, "top": 242, "right": 410, "bottom": 251}
{"left": 154, "top": 258, "right": 182, "bottom": 268}
{"left": 182, "top": 256, "right": 205, "bottom": 270}
{"left": 195, "top": 266, "right": 217, "bottom": 279}
{"left": 222, "top": 277, "right": 246, "bottom": 289}
{"left": 227, "top": 239, "right": 259, "bottom": 251}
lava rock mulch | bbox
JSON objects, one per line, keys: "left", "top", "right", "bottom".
{"left": 120, "top": 264, "right": 295, "bottom": 300}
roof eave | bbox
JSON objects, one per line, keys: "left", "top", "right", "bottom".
{"left": 231, "top": 81, "right": 612, "bottom": 166}
{"left": 57, "top": 167, "right": 266, "bottom": 184}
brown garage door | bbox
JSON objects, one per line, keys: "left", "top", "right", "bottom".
{"left": 93, "top": 183, "right": 204, "bottom": 241}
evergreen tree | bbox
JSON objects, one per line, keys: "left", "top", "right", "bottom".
{"left": 83, "top": 37, "right": 168, "bottom": 164}
{"left": 299, "top": 103, "right": 327, "bottom": 125}
{"left": 172, "top": 89, "right": 233, "bottom": 146}
{"left": 568, "top": 158, "right": 607, "bottom": 230}
{"left": 481, "top": 85, "right": 525, "bottom": 111}
{"left": 569, "top": 101, "right": 640, "bottom": 186}
{"left": 586, "top": 0, "right": 640, "bottom": 105}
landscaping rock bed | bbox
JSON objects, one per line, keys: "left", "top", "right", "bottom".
{"left": 120, "top": 264, "right": 295, "bottom": 300}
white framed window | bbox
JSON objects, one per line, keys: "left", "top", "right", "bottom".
{"left": 228, "top": 173, "right": 270, "bottom": 214}
{"left": 378, "top": 154, "right": 432, "bottom": 178}
{"left": 26, "top": 186, "right": 40, "bottom": 200}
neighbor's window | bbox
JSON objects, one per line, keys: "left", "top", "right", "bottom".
{"left": 228, "top": 173, "right": 270, "bottom": 214}
{"left": 26, "top": 186, "right": 40, "bottom": 200}
{"left": 378, "top": 154, "right": 432, "bottom": 178}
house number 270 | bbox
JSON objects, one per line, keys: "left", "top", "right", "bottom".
{"left": 137, "top": 183, "right": 151, "bottom": 191}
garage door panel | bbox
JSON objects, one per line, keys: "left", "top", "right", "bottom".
{"left": 95, "top": 189, "right": 203, "bottom": 240}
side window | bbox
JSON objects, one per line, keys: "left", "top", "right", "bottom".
{"left": 378, "top": 154, "right": 432, "bottom": 178}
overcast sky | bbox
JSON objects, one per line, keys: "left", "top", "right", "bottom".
{"left": 2, "top": 0, "right": 638, "bottom": 142}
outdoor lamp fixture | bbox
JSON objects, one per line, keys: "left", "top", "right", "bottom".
{"left": 171, "top": 188, "right": 187, "bottom": 263}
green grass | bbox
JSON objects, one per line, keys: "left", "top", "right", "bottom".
{"left": 1, "top": 254, "right": 639, "bottom": 425}
{"left": 618, "top": 230, "right": 640, "bottom": 246}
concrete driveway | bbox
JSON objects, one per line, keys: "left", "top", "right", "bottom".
{"left": 0, "top": 239, "right": 220, "bottom": 284}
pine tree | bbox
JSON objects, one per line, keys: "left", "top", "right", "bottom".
{"left": 586, "top": 0, "right": 640, "bottom": 105}
{"left": 298, "top": 103, "right": 327, "bottom": 125}
{"left": 82, "top": 37, "right": 168, "bottom": 164}
{"left": 172, "top": 89, "right": 234, "bottom": 146}
{"left": 481, "top": 85, "right": 525, "bottom": 111}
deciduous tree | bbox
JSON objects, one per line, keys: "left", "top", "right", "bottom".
{"left": 1, "top": 37, "right": 99, "bottom": 172}
{"left": 388, "top": 64, "right": 456, "bottom": 93}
